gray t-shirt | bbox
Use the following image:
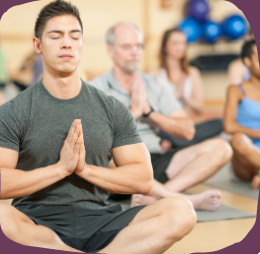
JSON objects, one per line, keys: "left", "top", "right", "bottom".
{"left": 0, "top": 79, "right": 142, "bottom": 210}
{"left": 89, "top": 70, "right": 182, "bottom": 154}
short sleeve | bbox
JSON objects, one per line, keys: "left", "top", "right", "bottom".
{"left": 112, "top": 98, "right": 142, "bottom": 149}
{"left": 156, "top": 76, "right": 182, "bottom": 116}
{"left": 0, "top": 100, "right": 24, "bottom": 152}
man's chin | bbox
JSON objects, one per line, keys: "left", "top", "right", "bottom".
{"left": 123, "top": 65, "right": 140, "bottom": 73}
{"left": 56, "top": 68, "right": 76, "bottom": 76}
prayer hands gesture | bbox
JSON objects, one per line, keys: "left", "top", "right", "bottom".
{"left": 130, "top": 74, "right": 151, "bottom": 119}
{"left": 57, "top": 119, "right": 86, "bottom": 177}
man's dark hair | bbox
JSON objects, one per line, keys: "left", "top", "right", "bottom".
{"left": 241, "top": 39, "right": 256, "bottom": 63}
{"left": 34, "top": 0, "right": 83, "bottom": 40}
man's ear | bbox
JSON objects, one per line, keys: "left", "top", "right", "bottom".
{"left": 32, "top": 37, "right": 42, "bottom": 54}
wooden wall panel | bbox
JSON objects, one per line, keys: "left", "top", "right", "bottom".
{"left": 0, "top": 0, "right": 246, "bottom": 77}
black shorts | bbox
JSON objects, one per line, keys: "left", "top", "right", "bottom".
{"left": 16, "top": 204, "right": 145, "bottom": 253}
{"left": 151, "top": 148, "right": 181, "bottom": 184}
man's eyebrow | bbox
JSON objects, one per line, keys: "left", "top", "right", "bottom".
{"left": 47, "top": 29, "right": 82, "bottom": 34}
{"left": 71, "top": 29, "right": 82, "bottom": 33}
{"left": 47, "top": 30, "right": 62, "bottom": 34}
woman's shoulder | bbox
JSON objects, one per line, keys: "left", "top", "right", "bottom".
{"left": 228, "top": 59, "right": 244, "bottom": 70}
{"left": 227, "top": 84, "right": 244, "bottom": 100}
{"left": 188, "top": 66, "right": 201, "bottom": 77}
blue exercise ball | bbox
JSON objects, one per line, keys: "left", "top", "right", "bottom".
{"left": 203, "top": 20, "right": 222, "bottom": 43}
{"left": 187, "top": 0, "right": 210, "bottom": 22}
{"left": 178, "top": 18, "right": 203, "bottom": 43}
{"left": 222, "top": 15, "right": 247, "bottom": 40}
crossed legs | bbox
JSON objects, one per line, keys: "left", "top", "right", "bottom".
{"left": 230, "top": 133, "right": 260, "bottom": 189}
{"left": 164, "top": 138, "right": 232, "bottom": 191}
{"left": 100, "top": 197, "right": 196, "bottom": 254}
{"left": 131, "top": 138, "right": 233, "bottom": 210}
{"left": 0, "top": 197, "right": 196, "bottom": 254}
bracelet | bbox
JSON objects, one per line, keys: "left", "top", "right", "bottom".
{"left": 143, "top": 107, "right": 154, "bottom": 118}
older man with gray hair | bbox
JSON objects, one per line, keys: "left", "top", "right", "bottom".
{"left": 89, "top": 21, "right": 233, "bottom": 211}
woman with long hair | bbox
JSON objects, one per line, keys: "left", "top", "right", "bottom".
{"left": 155, "top": 28, "right": 223, "bottom": 149}
{"left": 159, "top": 28, "right": 204, "bottom": 113}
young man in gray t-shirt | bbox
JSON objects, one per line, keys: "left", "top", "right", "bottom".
{"left": 0, "top": 1, "right": 196, "bottom": 254}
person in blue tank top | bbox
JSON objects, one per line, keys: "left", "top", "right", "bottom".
{"left": 224, "top": 39, "right": 260, "bottom": 189}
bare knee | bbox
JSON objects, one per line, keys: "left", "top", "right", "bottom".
{"left": 160, "top": 197, "right": 196, "bottom": 241}
{"left": 0, "top": 203, "right": 17, "bottom": 236}
{"left": 214, "top": 139, "right": 233, "bottom": 162}
{"left": 231, "top": 133, "right": 252, "bottom": 156}
{"left": 203, "top": 138, "right": 233, "bottom": 163}
{"left": 0, "top": 203, "right": 14, "bottom": 224}
{"left": 0, "top": 203, "right": 34, "bottom": 237}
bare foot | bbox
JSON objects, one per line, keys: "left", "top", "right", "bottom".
{"left": 160, "top": 139, "right": 172, "bottom": 152}
{"left": 131, "top": 190, "right": 222, "bottom": 211}
{"left": 251, "top": 175, "right": 260, "bottom": 189}
{"left": 188, "top": 190, "right": 222, "bottom": 211}
{"left": 130, "top": 194, "right": 158, "bottom": 207}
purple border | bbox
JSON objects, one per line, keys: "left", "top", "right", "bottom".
{"left": 0, "top": 0, "right": 259, "bottom": 253}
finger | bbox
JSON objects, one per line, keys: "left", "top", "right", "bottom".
{"left": 67, "top": 119, "right": 79, "bottom": 142}
{"left": 62, "top": 140, "right": 66, "bottom": 148}
{"left": 81, "top": 128, "right": 84, "bottom": 144}
{"left": 70, "top": 123, "right": 81, "bottom": 148}
{"left": 80, "top": 139, "right": 85, "bottom": 156}
{"left": 131, "top": 83, "right": 138, "bottom": 96}
{"left": 78, "top": 125, "right": 84, "bottom": 149}
{"left": 74, "top": 136, "right": 82, "bottom": 152}
{"left": 78, "top": 124, "right": 83, "bottom": 139}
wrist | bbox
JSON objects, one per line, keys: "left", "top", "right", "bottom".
{"left": 76, "top": 162, "right": 91, "bottom": 179}
{"left": 143, "top": 105, "right": 151, "bottom": 114}
{"left": 143, "top": 107, "right": 154, "bottom": 118}
{"left": 55, "top": 162, "right": 68, "bottom": 179}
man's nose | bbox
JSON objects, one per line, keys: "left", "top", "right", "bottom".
{"left": 61, "top": 36, "right": 72, "bottom": 48}
{"left": 131, "top": 47, "right": 141, "bottom": 56}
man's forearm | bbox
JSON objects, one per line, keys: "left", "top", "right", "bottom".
{"left": 148, "top": 112, "right": 195, "bottom": 140}
{"left": 0, "top": 164, "right": 65, "bottom": 199}
{"left": 77, "top": 163, "right": 153, "bottom": 195}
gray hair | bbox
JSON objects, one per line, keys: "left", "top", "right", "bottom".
{"left": 105, "top": 21, "right": 144, "bottom": 45}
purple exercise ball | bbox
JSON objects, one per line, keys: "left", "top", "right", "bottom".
{"left": 187, "top": 0, "right": 210, "bottom": 22}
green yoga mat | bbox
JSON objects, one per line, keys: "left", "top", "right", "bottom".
{"left": 107, "top": 199, "right": 255, "bottom": 222}
{"left": 205, "top": 163, "right": 259, "bottom": 200}
{"left": 195, "top": 204, "right": 254, "bottom": 222}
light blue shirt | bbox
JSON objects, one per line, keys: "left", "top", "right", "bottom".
{"left": 89, "top": 70, "right": 182, "bottom": 153}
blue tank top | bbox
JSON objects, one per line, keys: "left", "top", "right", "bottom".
{"left": 236, "top": 84, "right": 260, "bottom": 148}
{"left": 242, "top": 65, "right": 250, "bottom": 82}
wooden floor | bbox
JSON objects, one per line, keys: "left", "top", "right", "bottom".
{"left": 164, "top": 184, "right": 257, "bottom": 254}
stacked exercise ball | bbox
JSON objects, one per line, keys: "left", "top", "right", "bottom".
{"left": 222, "top": 15, "right": 247, "bottom": 40}
{"left": 203, "top": 20, "right": 222, "bottom": 43}
{"left": 178, "top": 18, "right": 203, "bottom": 43}
{"left": 187, "top": 0, "right": 209, "bottom": 22}
{"left": 178, "top": 0, "right": 247, "bottom": 44}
